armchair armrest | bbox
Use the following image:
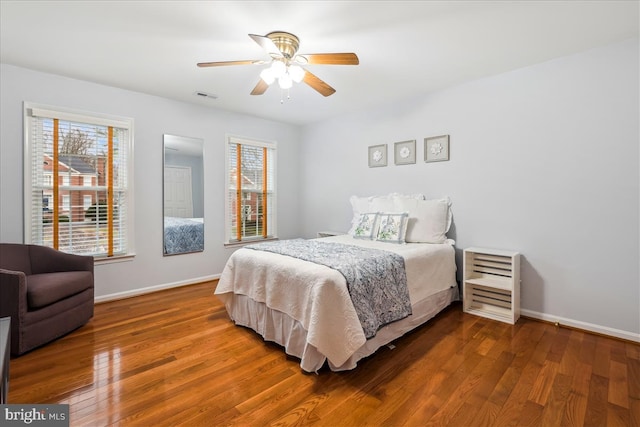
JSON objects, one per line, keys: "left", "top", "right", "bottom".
{"left": 0, "top": 268, "right": 28, "bottom": 320}
{"left": 29, "top": 245, "right": 94, "bottom": 275}
{"left": 0, "top": 268, "right": 27, "bottom": 357}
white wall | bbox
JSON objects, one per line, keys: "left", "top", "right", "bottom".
{"left": 0, "top": 64, "right": 302, "bottom": 300}
{"left": 299, "top": 38, "right": 640, "bottom": 340}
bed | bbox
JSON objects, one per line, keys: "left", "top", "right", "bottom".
{"left": 163, "top": 216, "right": 204, "bottom": 254}
{"left": 214, "top": 194, "right": 458, "bottom": 372}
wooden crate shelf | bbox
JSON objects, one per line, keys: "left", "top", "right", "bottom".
{"left": 463, "top": 247, "right": 521, "bottom": 324}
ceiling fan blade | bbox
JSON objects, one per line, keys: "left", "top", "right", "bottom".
{"left": 250, "top": 79, "right": 269, "bottom": 96}
{"left": 249, "top": 34, "right": 282, "bottom": 57}
{"left": 303, "top": 70, "right": 336, "bottom": 97}
{"left": 197, "top": 60, "right": 264, "bottom": 67}
{"left": 296, "top": 53, "right": 359, "bottom": 65}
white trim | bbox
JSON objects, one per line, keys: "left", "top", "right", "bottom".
{"left": 94, "top": 253, "right": 136, "bottom": 265}
{"left": 223, "top": 236, "right": 278, "bottom": 248}
{"left": 29, "top": 104, "right": 132, "bottom": 129}
{"left": 520, "top": 309, "right": 640, "bottom": 343}
{"left": 226, "top": 133, "right": 277, "bottom": 150}
{"left": 94, "top": 274, "right": 220, "bottom": 303}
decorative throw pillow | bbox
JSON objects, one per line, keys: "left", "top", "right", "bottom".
{"left": 348, "top": 196, "right": 373, "bottom": 235}
{"left": 376, "top": 212, "right": 409, "bottom": 244}
{"left": 353, "top": 212, "right": 380, "bottom": 239}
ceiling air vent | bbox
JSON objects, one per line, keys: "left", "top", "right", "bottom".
{"left": 194, "top": 91, "right": 218, "bottom": 100}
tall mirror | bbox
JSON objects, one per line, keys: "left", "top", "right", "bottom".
{"left": 163, "top": 134, "right": 204, "bottom": 255}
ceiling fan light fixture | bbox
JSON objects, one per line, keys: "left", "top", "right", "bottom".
{"left": 278, "top": 73, "right": 293, "bottom": 89}
{"left": 270, "top": 60, "right": 286, "bottom": 79}
{"left": 260, "top": 67, "right": 276, "bottom": 84}
{"left": 288, "top": 65, "right": 305, "bottom": 83}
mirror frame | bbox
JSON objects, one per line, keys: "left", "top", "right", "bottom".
{"left": 163, "top": 134, "right": 204, "bottom": 255}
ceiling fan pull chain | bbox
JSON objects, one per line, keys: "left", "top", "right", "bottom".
{"left": 279, "top": 88, "right": 292, "bottom": 104}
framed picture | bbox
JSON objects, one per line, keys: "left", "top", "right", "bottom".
{"left": 424, "top": 134, "right": 450, "bottom": 162}
{"left": 394, "top": 140, "right": 416, "bottom": 165}
{"left": 368, "top": 144, "right": 387, "bottom": 167}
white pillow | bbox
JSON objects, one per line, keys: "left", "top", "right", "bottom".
{"left": 370, "top": 197, "right": 395, "bottom": 213}
{"left": 393, "top": 196, "right": 451, "bottom": 243}
{"left": 352, "top": 212, "right": 380, "bottom": 239}
{"left": 376, "top": 212, "right": 409, "bottom": 244}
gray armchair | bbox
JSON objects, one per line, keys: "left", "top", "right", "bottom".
{"left": 0, "top": 243, "right": 94, "bottom": 356}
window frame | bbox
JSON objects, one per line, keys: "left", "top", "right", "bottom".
{"left": 224, "top": 135, "right": 277, "bottom": 246}
{"left": 23, "top": 102, "right": 135, "bottom": 262}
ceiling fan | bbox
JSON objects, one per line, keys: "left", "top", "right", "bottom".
{"left": 197, "top": 31, "right": 359, "bottom": 98}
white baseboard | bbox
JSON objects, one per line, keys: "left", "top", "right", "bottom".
{"left": 520, "top": 309, "right": 640, "bottom": 343}
{"left": 94, "top": 274, "right": 220, "bottom": 304}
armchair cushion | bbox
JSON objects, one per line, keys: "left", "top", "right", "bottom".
{"left": 27, "top": 271, "right": 94, "bottom": 309}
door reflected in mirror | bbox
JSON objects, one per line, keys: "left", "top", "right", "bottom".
{"left": 163, "top": 134, "right": 204, "bottom": 255}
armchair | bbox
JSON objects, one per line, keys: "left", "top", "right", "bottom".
{"left": 0, "top": 243, "right": 94, "bottom": 356}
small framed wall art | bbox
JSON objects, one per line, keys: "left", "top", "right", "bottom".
{"left": 394, "top": 140, "right": 416, "bottom": 165}
{"left": 368, "top": 144, "right": 387, "bottom": 167}
{"left": 424, "top": 134, "right": 450, "bottom": 162}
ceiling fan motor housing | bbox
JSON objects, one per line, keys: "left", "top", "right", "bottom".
{"left": 266, "top": 31, "right": 300, "bottom": 59}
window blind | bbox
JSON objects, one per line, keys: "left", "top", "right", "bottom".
{"left": 225, "top": 137, "right": 276, "bottom": 243}
{"left": 25, "top": 104, "right": 133, "bottom": 258}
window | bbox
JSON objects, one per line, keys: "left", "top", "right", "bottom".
{"left": 24, "top": 103, "right": 134, "bottom": 259}
{"left": 225, "top": 136, "right": 276, "bottom": 244}
{"left": 62, "top": 195, "right": 70, "bottom": 213}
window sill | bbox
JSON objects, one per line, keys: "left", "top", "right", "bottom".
{"left": 94, "top": 253, "right": 135, "bottom": 265}
{"left": 224, "top": 237, "right": 278, "bottom": 249}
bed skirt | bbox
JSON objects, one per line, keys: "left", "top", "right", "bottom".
{"left": 220, "top": 285, "right": 459, "bottom": 372}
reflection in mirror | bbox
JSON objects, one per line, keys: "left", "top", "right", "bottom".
{"left": 163, "top": 134, "right": 204, "bottom": 255}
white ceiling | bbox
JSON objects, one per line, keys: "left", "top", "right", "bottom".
{"left": 1, "top": 1, "right": 638, "bottom": 126}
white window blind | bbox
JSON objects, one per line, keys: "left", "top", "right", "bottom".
{"left": 225, "top": 136, "right": 276, "bottom": 244}
{"left": 24, "top": 103, "right": 134, "bottom": 258}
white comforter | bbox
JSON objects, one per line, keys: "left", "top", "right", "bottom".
{"left": 215, "top": 235, "right": 456, "bottom": 368}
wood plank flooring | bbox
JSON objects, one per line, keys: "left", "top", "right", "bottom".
{"left": 7, "top": 281, "right": 640, "bottom": 426}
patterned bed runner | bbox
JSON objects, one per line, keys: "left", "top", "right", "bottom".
{"left": 246, "top": 239, "right": 411, "bottom": 338}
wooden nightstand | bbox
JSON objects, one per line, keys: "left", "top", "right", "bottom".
{"left": 463, "top": 247, "right": 521, "bottom": 324}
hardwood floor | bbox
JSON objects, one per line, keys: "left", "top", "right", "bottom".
{"left": 7, "top": 281, "right": 640, "bottom": 426}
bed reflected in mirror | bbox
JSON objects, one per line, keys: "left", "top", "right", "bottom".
{"left": 163, "top": 134, "right": 204, "bottom": 255}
